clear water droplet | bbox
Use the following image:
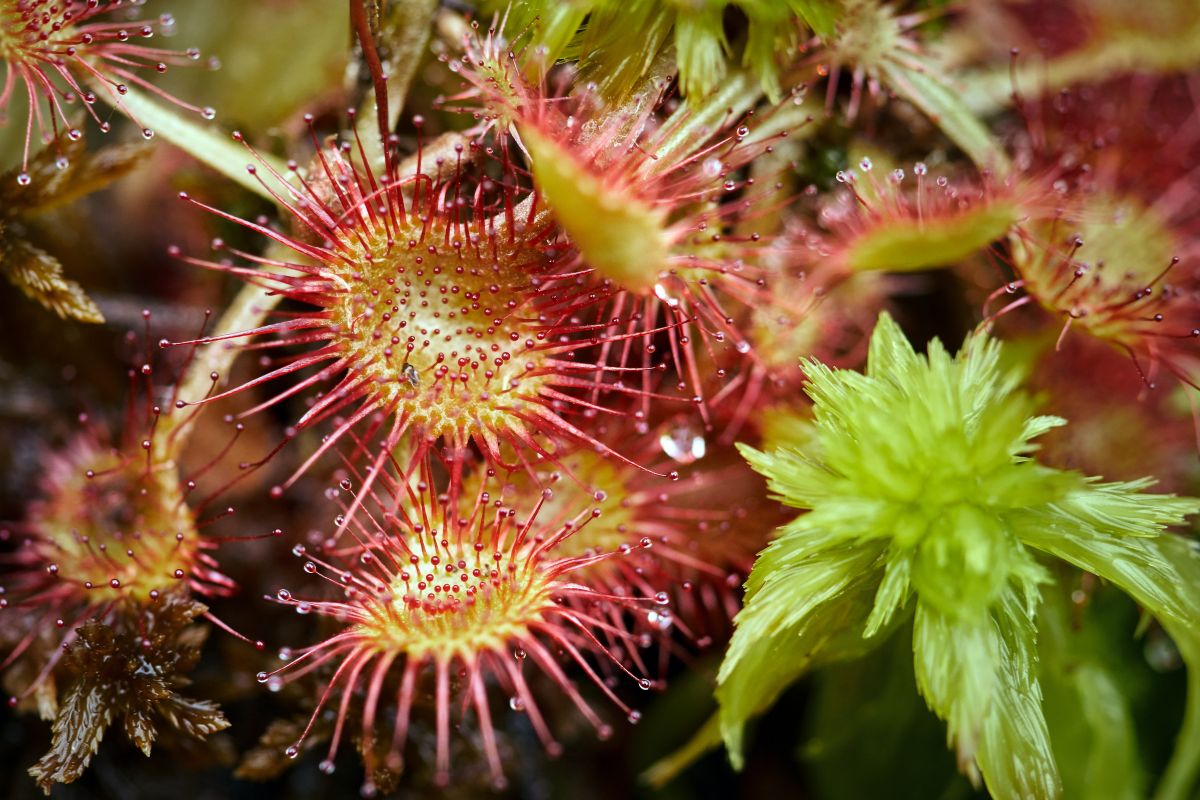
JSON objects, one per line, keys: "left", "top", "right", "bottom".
{"left": 659, "top": 425, "right": 706, "bottom": 464}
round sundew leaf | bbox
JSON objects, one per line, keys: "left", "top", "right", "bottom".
{"left": 521, "top": 124, "right": 670, "bottom": 292}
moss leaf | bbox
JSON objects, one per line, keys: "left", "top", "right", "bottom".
{"left": 2, "top": 238, "right": 104, "bottom": 324}
{"left": 28, "top": 679, "right": 114, "bottom": 794}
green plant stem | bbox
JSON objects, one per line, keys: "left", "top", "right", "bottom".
{"left": 641, "top": 713, "right": 722, "bottom": 789}
{"left": 1154, "top": 622, "right": 1200, "bottom": 800}
{"left": 651, "top": 71, "right": 764, "bottom": 173}
{"left": 89, "top": 80, "right": 289, "bottom": 201}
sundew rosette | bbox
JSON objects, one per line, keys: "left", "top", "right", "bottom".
{"left": 257, "top": 460, "right": 669, "bottom": 793}
{"left": 171, "top": 125, "right": 666, "bottom": 531}
{"left": 0, "top": 0, "right": 214, "bottom": 182}
{"left": 445, "top": 27, "right": 806, "bottom": 428}
{"left": 0, "top": 315, "right": 240, "bottom": 791}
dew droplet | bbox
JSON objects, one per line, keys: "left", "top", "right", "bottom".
{"left": 628, "top": 710, "right": 642, "bottom": 724}
{"left": 638, "top": 678, "right": 652, "bottom": 690}
{"left": 319, "top": 759, "right": 336, "bottom": 774}
{"left": 509, "top": 696, "right": 525, "bottom": 711}
{"left": 285, "top": 745, "right": 299, "bottom": 759}
{"left": 659, "top": 425, "right": 706, "bottom": 464}
{"left": 16, "top": 172, "right": 30, "bottom": 186}
{"left": 647, "top": 609, "right": 673, "bottom": 631}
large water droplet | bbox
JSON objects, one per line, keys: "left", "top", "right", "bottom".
{"left": 647, "top": 609, "right": 673, "bottom": 631}
{"left": 659, "top": 425, "right": 706, "bottom": 464}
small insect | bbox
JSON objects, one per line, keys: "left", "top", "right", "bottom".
{"left": 400, "top": 362, "right": 420, "bottom": 387}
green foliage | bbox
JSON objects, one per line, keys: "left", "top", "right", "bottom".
{"left": 491, "top": 0, "right": 836, "bottom": 102}
{"left": 720, "top": 312, "right": 1200, "bottom": 798}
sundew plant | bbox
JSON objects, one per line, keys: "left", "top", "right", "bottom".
{"left": 1, "top": 2, "right": 1199, "bottom": 799}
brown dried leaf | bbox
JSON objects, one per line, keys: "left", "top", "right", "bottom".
{"left": 235, "top": 714, "right": 330, "bottom": 781}
{"left": 124, "top": 707, "right": 159, "bottom": 756}
{"left": 27, "top": 679, "right": 114, "bottom": 794}
{"left": 155, "top": 694, "right": 230, "bottom": 739}
{"left": 0, "top": 137, "right": 152, "bottom": 214}
{"left": 2, "top": 238, "right": 104, "bottom": 323}
{"left": 25, "top": 592, "right": 226, "bottom": 793}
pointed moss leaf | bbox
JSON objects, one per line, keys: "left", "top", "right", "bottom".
{"left": 716, "top": 535, "right": 886, "bottom": 769}
{"left": 913, "top": 590, "right": 1060, "bottom": 799}
{"left": 863, "top": 550, "right": 911, "bottom": 637}
{"left": 576, "top": 2, "right": 673, "bottom": 104}
{"left": 675, "top": 6, "right": 729, "bottom": 99}
{"left": 28, "top": 680, "right": 114, "bottom": 794}
{"left": 880, "top": 60, "right": 1008, "bottom": 171}
{"left": 1, "top": 139, "right": 151, "bottom": 213}
{"left": 522, "top": 125, "right": 670, "bottom": 291}
{"left": 156, "top": 694, "right": 230, "bottom": 738}
{"left": 1017, "top": 484, "right": 1200, "bottom": 630}
{"left": 3, "top": 238, "right": 105, "bottom": 324}
{"left": 124, "top": 707, "right": 159, "bottom": 756}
